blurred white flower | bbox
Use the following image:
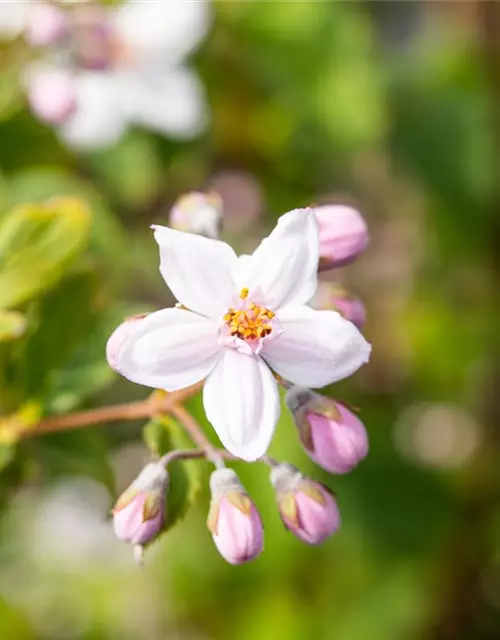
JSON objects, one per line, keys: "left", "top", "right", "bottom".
{"left": 19, "top": 0, "right": 212, "bottom": 149}
{"left": 0, "top": 1, "right": 32, "bottom": 38}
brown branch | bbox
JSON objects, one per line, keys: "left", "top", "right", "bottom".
{"left": 24, "top": 382, "right": 203, "bottom": 439}
{"left": 169, "top": 403, "right": 224, "bottom": 467}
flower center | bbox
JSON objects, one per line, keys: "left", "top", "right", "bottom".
{"left": 223, "top": 288, "right": 276, "bottom": 341}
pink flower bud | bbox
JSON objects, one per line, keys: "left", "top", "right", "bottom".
{"left": 207, "top": 468, "right": 263, "bottom": 565}
{"left": 26, "top": 3, "right": 69, "bottom": 47}
{"left": 312, "top": 282, "right": 366, "bottom": 329}
{"left": 286, "top": 387, "right": 368, "bottom": 474}
{"left": 27, "top": 70, "right": 77, "bottom": 124}
{"left": 313, "top": 205, "right": 369, "bottom": 270}
{"left": 271, "top": 464, "right": 340, "bottom": 545}
{"left": 112, "top": 462, "right": 168, "bottom": 547}
{"left": 106, "top": 314, "right": 148, "bottom": 372}
{"left": 170, "top": 192, "right": 222, "bottom": 239}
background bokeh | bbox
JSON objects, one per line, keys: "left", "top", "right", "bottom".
{"left": 1, "top": 1, "right": 500, "bottom": 639}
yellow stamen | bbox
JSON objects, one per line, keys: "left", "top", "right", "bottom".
{"left": 223, "top": 290, "right": 276, "bottom": 342}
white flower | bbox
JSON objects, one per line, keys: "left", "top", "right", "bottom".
{"left": 22, "top": 0, "right": 211, "bottom": 149}
{"left": 112, "top": 209, "right": 371, "bottom": 461}
{"left": 0, "top": 1, "right": 32, "bottom": 38}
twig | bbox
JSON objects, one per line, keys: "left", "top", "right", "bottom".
{"left": 169, "top": 403, "right": 225, "bottom": 468}
{"left": 24, "top": 382, "right": 203, "bottom": 439}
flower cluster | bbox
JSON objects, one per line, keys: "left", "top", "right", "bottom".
{"left": 108, "top": 193, "right": 371, "bottom": 563}
{"left": 0, "top": 0, "right": 211, "bottom": 149}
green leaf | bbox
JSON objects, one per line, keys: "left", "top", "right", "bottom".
{"left": 29, "top": 428, "right": 115, "bottom": 494}
{"left": 144, "top": 414, "right": 204, "bottom": 532}
{"left": 8, "top": 168, "right": 127, "bottom": 274}
{"left": 20, "top": 268, "right": 100, "bottom": 398}
{"left": 0, "top": 198, "right": 91, "bottom": 309}
{"left": 0, "top": 309, "right": 26, "bottom": 343}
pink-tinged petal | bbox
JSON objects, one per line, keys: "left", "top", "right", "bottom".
{"left": 106, "top": 315, "right": 147, "bottom": 372}
{"left": 264, "top": 306, "right": 371, "bottom": 388}
{"left": 112, "top": 0, "right": 211, "bottom": 65}
{"left": 314, "top": 205, "right": 369, "bottom": 269}
{"left": 203, "top": 349, "right": 279, "bottom": 461}
{"left": 59, "top": 71, "right": 128, "bottom": 149}
{"left": 153, "top": 225, "right": 236, "bottom": 319}
{"left": 27, "top": 69, "right": 77, "bottom": 124}
{"left": 125, "top": 67, "right": 208, "bottom": 139}
{"left": 115, "top": 308, "right": 220, "bottom": 391}
{"left": 236, "top": 209, "right": 319, "bottom": 310}
{"left": 294, "top": 486, "right": 340, "bottom": 545}
{"left": 307, "top": 405, "right": 368, "bottom": 474}
{"left": 213, "top": 497, "right": 263, "bottom": 565}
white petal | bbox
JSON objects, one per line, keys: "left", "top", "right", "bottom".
{"left": 237, "top": 209, "right": 319, "bottom": 310}
{"left": 203, "top": 349, "right": 279, "bottom": 461}
{"left": 126, "top": 66, "right": 208, "bottom": 139}
{"left": 115, "top": 308, "right": 220, "bottom": 391}
{"left": 0, "top": 1, "right": 31, "bottom": 38}
{"left": 153, "top": 225, "right": 236, "bottom": 319}
{"left": 59, "top": 71, "right": 128, "bottom": 149}
{"left": 263, "top": 306, "right": 371, "bottom": 388}
{"left": 113, "top": 0, "right": 211, "bottom": 65}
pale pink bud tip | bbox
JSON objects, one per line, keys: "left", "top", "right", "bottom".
{"left": 112, "top": 463, "right": 168, "bottom": 546}
{"left": 286, "top": 387, "right": 368, "bottom": 475}
{"left": 28, "top": 71, "right": 77, "bottom": 124}
{"left": 313, "top": 205, "right": 369, "bottom": 270}
{"left": 106, "top": 315, "right": 148, "bottom": 372}
{"left": 26, "top": 3, "right": 69, "bottom": 47}
{"left": 169, "top": 191, "right": 222, "bottom": 239}
{"left": 271, "top": 464, "right": 340, "bottom": 545}
{"left": 312, "top": 282, "right": 366, "bottom": 329}
{"left": 208, "top": 468, "right": 263, "bottom": 565}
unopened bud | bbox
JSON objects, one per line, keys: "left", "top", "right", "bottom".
{"left": 271, "top": 463, "right": 340, "bottom": 545}
{"left": 106, "top": 314, "right": 148, "bottom": 372}
{"left": 312, "top": 282, "right": 366, "bottom": 329}
{"left": 112, "top": 462, "right": 168, "bottom": 548}
{"left": 27, "top": 70, "right": 77, "bottom": 124}
{"left": 169, "top": 192, "right": 222, "bottom": 239}
{"left": 26, "top": 3, "right": 69, "bottom": 47}
{"left": 313, "top": 205, "right": 369, "bottom": 270}
{"left": 286, "top": 387, "right": 368, "bottom": 474}
{"left": 207, "top": 468, "right": 263, "bottom": 565}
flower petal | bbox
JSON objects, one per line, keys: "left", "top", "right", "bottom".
{"left": 125, "top": 66, "right": 208, "bottom": 139}
{"left": 203, "top": 349, "right": 279, "bottom": 461}
{"left": 263, "top": 306, "right": 371, "bottom": 388}
{"left": 236, "top": 209, "right": 319, "bottom": 310}
{"left": 153, "top": 225, "right": 236, "bottom": 318}
{"left": 115, "top": 308, "right": 220, "bottom": 391}
{"left": 113, "top": 0, "right": 211, "bottom": 65}
{"left": 59, "top": 71, "right": 128, "bottom": 149}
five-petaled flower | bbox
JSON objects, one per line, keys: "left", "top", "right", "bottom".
{"left": 111, "top": 209, "right": 371, "bottom": 461}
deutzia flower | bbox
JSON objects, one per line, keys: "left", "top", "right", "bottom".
{"left": 111, "top": 209, "right": 371, "bottom": 461}
{"left": 5, "top": 0, "right": 211, "bottom": 149}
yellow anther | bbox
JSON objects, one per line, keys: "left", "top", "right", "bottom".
{"left": 223, "top": 296, "right": 276, "bottom": 342}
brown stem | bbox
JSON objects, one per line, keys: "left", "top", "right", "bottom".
{"left": 169, "top": 403, "right": 224, "bottom": 467}
{"left": 24, "top": 382, "right": 203, "bottom": 439}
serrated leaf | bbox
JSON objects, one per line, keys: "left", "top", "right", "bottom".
{"left": 0, "top": 198, "right": 91, "bottom": 308}
{"left": 143, "top": 414, "right": 204, "bottom": 532}
{"left": 0, "top": 309, "right": 26, "bottom": 342}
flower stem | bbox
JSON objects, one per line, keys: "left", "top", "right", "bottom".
{"left": 169, "top": 403, "right": 225, "bottom": 468}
